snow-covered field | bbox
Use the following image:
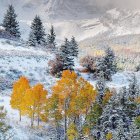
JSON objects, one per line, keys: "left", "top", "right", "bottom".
{"left": 0, "top": 39, "right": 58, "bottom": 139}
{"left": 0, "top": 38, "right": 139, "bottom": 139}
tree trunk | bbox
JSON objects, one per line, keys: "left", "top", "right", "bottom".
{"left": 38, "top": 113, "right": 40, "bottom": 126}
{"left": 19, "top": 110, "right": 21, "bottom": 121}
{"left": 64, "top": 102, "right": 67, "bottom": 140}
{"left": 31, "top": 112, "right": 34, "bottom": 127}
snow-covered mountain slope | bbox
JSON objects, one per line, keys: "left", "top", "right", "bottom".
{"left": 0, "top": 39, "right": 56, "bottom": 94}
{"left": 0, "top": 0, "right": 102, "bottom": 20}
{"left": 1, "top": 1, "right": 140, "bottom": 41}
{"left": 18, "top": 8, "right": 140, "bottom": 42}
{"left": 0, "top": 38, "right": 139, "bottom": 140}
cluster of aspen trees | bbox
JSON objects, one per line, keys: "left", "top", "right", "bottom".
{"left": 10, "top": 70, "right": 112, "bottom": 140}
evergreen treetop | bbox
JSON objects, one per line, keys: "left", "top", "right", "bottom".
{"left": 28, "top": 15, "right": 46, "bottom": 47}
{"left": 47, "top": 25, "right": 56, "bottom": 47}
{"left": 3, "top": 5, "right": 20, "bottom": 38}
{"left": 70, "top": 36, "right": 78, "bottom": 57}
{"left": 60, "top": 38, "right": 74, "bottom": 70}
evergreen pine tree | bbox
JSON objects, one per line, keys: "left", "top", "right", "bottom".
{"left": 98, "top": 91, "right": 131, "bottom": 139}
{"left": 96, "top": 47, "right": 117, "bottom": 81}
{"left": 0, "top": 106, "right": 14, "bottom": 140}
{"left": 47, "top": 25, "right": 56, "bottom": 47}
{"left": 127, "top": 74, "right": 139, "bottom": 118}
{"left": 70, "top": 36, "right": 78, "bottom": 57}
{"left": 60, "top": 38, "right": 74, "bottom": 70}
{"left": 128, "top": 74, "right": 139, "bottom": 100}
{"left": 127, "top": 119, "right": 140, "bottom": 140}
{"left": 28, "top": 15, "right": 46, "bottom": 47}
{"left": 113, "top": 119, "right": 128, "bottom": 140}
{"left": 3, "top": 5, "right": 20, "bottom": 38}
{"left": 96, "top": 72, "right": 106, "bottom": 104}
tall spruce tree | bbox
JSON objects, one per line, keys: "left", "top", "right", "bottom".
{"left": 98, "top": 92, "right": 131, "bottom": 139}
{"left": 70, "top": 36, "right": 78, "bottom": 57}
{"left": 96, "top": 47, "right": 117, "bottom": 81}
{"left": 28, "top": 15, "right": 46, "bottom": 47}
{"left": 128, "top": 74, "right": 139, "bottom": 100}
{"left": 3, "top": 5, "right": 20, "bottom": 38}
{"left": 47, "top": 25, "right": 56, "bottom": 47}
{"left": 127, "top": 75, "right": 139, "bottom": 118}
{"left": 96, "top": 72, "right": 106, "bottom": 104}
{"left": 60, "top": 38, "right": 74, "bottom": 70}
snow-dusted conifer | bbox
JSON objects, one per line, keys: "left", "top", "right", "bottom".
{"left": 70, "top": 36, "right": 78, "bottom": 57}
{"left": 47, "top": 25, "right": 56, "bottom": 47}
{"left": 28, "top": 15, "right": 46, "bottom": 47}
{"left": 96, "top": 47, "right": 117, "bottom": 81}
{"left": 112, "top": 119, "right": 128, "bottom": 140}
{"left": 3, "top": 5, "right": 20, "bottom": 38}
{"left": 60, "top": 38, "right": 74, "bottom": 70}
{"left": 127, "top": 120, "right": 140, "bottom": 140}
{"left": 0, "top": 106, "right": 14, "bottom": 140}
{"left": 96, "top": 72, "right": 106, "bottom": 104}
{"left": 98, "top": 90, "right": 131, "bottom": 139}
{"left": 128, "top": 74, "right": 139, "bottom": 100}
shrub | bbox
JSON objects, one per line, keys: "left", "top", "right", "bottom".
{"left": 80, "top": 56, "right": 98, "bottom": 73}
{"left": 49, "top": 55, "right": 63, "bottom": 77}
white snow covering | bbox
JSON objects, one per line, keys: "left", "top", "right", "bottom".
{"left": 0, "top": 38, "right": 139, "bottom": 139}
{"left": 0, "top": 39, "right": 57, "bottom": 139}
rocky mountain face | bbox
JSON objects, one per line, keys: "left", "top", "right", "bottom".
{"left": 0, "top": 0, "right": 105, "bottom": 20}
{"left": 1, "top": 0, "right": 140, "bottom": 42}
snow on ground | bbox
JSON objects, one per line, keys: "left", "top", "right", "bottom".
{"left": 0, "top": 39, "right": 56, "bottom": 93}
{"left": 0, "top": 38, "right": 58, "bottom": 139}
{"left": 81, "top": 71, "right": 140, "bottom": 91}
{"left": 0, "top": 38, "right": 139, "bottom": 139}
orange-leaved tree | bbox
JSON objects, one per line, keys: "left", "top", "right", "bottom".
{"left": 10, "top": 76, "right": 30, "bottom": 121}
{"left": 52, "top": 70, "right": 78, "bottom": 140}
{"left": 52, "top": 70, "right": 97, "bottom": 140}
{"left": 22, "top": 84, "right": 48, "bottom": 127}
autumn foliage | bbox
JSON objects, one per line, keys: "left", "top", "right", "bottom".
{"left": 10, "top": 76, "right": 30, "bottom": 121}
{"left": 10, "top": 70, "right": 113, "bottom": 139}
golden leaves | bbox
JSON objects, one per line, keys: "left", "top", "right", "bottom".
{"left": 10, "top": 77, "right": 48, "bottom": 125}
{"left": 10, "top": 70, "right": 98, "bottom": 128}
{"left": 106, "top": 132, "right": 113, "bottom": 140}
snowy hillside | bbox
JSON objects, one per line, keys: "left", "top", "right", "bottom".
{"left": 0, "top": 38, "right": 139, "bottom": 139}
{"left": 0, "top": 39, "right": 56, "bottom": 94}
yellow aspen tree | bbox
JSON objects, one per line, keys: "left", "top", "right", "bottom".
{"left": 22, "top": 84, "right": 48, "bottom": 127}
{"left": 69, "top": 77, "right": 97, "bottom": 139}
{"left": 47, "top": 93, "right": 63, "bottom": 140}
{"left": 52, "top": 70, "right": 97, "bottom": 140}
{"left": 10, "top": 76, "right": 30, "bottom": 121}
{"left": 22, "top": 88, "right": 36, "bottom": 127}
{"left": 67, "top": 123, "right": 78, "bottom": 140}
{"left": 47, "top": 92, "right": 62, "bottom": 124}
{"left": 32, "top": 84, "right": 48, "bottom": 126}
{"left": 52, "top": 70, "right": 78, "bottom": 140}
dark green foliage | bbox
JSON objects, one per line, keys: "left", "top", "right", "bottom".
{"left": 28, "top": 15, "right": 46, "bottom": 47}
{"left": 3, "top": 5, "right": 20, "bottom": 38}
{"left": 96, "top": 47, "right": 117, "bottom": 81}
{"left": 70, "top": 36, "right": 78, "bottom": 57}
{"left": 60, "top": 38, "right": 74, "bottom": 70}
{"left": 47, "top": 25, "right": 56, "bottom": 47}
